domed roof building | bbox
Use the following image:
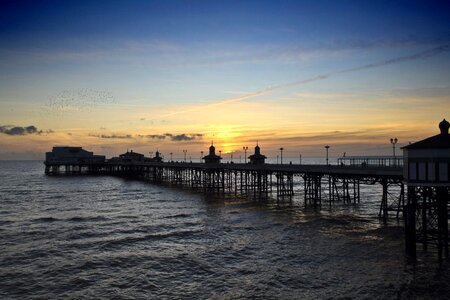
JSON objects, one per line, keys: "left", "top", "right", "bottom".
{"left": 202, "top": 142, "right": 222, "bottom": 164}
{"left": 152, "top": 150, "right": 163, "bottom": 163}
{"left": 248, "top": 142, "right": 267, "bottom": 165}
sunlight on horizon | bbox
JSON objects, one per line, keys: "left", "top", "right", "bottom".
{"left": 0, "top": 1, "right": 449, "bottom": 159}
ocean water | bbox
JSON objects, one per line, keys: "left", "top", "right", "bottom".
{"left": 0, "top": 161, "right": 446, "bottom": 299}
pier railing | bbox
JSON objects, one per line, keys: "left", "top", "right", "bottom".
{"left": 337, "top": 156, "right": 403, "bottom": 168}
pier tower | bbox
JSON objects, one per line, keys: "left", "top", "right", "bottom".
{"left": 153, "top": 150, "right": 163, "bottom": 163}
{"left": 202, "top": 142, "right": 222, "bottom": 164}
{"left": 248, "top": 142, "right": 267, "bottom": 165}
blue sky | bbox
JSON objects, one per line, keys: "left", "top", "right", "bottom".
{"left": 0, "top": 0, "right": 449, "bottom": 159}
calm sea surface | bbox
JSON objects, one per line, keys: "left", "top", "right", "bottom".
{"left": 0, "top": 161, "right": 446, "bottom": 299}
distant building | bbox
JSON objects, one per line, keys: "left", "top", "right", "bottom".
{"left": 203, "top": 143, "right": 222, "bottom": 164}
{"left": 248, "top": 143, "right": 267, "bottom": 165}
{"left": 402, "top": 119, "right": 450, "bottom": 185}
{"left": 118, "top": 150, "right": 145, "bottom": 162}
{"left": 45, "top": 146, "right": 105, "bottom": 164}
{"left": 152, "top": 150, "right": 163, "bottom": 163}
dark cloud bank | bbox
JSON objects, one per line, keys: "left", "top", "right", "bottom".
{"left": 0, "top": 125, "right": 52, "bottom": 135}
{"left": 160, "top": 133, "right": 203, "bottom": 141}
{"left": 89, "top": 134, "right": 133, "bottom": 139}
{"left": 90, "top": 133, "right": 203, "bottom": 142}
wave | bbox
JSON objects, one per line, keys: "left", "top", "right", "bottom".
{"left": 33, "top": 217, "right": 59, "bottom": 222}
{"left": 163, "top": 213, "right": 192, "bottom": 219}
{"left": 68, "top": 216, "right": 110, "bottom": 222}
{"left": 99, "top": 229, "right": 203, "bottom": 249}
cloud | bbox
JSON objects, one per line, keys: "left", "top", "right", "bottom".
{"left": 165, "top": 43, "right": 450, "bottom": 115}
{"left": 336, "top": 43, "right": 450, "bottom": 75}
{"left": 90, "top": 132, "right": 204, "bottom": 141}
{"left": 273, "top": 36, "right": 450, "bottom": 62}
{"left": 165, "top": 133, "right": 203, "bottom": 141}
{"left": 0, "top": 125, "right": 47, "bottom": 135}
{"left": 141, "top": 134, "right": 166, "bottom": 140}
{"left": 162, "top": 86, "right": 276, "bottom": 117}
{"left": 89, "top": 134, "right": 133, "bottom": 139}
{"left": 142, "top": 133, "right": 204, "bottom": 141}
{"left": 386, "top": 85, "right": 450, "bottom": 98}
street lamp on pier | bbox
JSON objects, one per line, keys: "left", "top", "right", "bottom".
{"left": 279, "top": 147, "right": 284, "bottom": 164}
{"left": 325, "top": 145, "right": 330, "bottom": 165}
{"left": 243, "top": 146, "right": 248, "bottom": 163}
{"left": 170, "top": 152, "right": 173, "bottom": 162}
{"left": 183, "top": 150, "right": 187, "bottom": 162}
{"left": 200, "top": 151, "right": 203, "bottom": 163}
{"left": 390, "top": 138, "right": 398, "bottom": 157}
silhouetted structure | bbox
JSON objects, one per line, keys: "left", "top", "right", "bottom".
{"left": 152, "top": 150, "right": 163, "bottom": 163}
{"left": 118, "top": 150, "right": 145, "bottom": 162}
{"left": 202, "top": 142, "right": 222, "bottom": 164}
{"left": 45, "top": 146, "right": 105, "bottom": 164}
{"left": 43, "top": 120, "right": 450, "bottom": 261}
{"left": 403, "top": 119, "right": 450, "bottom": 261}
{"left": 248, "top": 143, "right": 266, "bottom": 165}
{"left": 45, "top": 146, "right": 105, "bottom": 175}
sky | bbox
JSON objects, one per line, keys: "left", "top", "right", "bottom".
{"left": 1, "top": 0, "right": 450, "bottom": 160}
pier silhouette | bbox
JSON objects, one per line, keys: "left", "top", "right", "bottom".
{"left": 44, "top": 120, "right": 450, "bottom": 261}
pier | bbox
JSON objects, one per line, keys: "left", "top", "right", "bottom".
{"left": 44, "top": 120, "right": 450, "bottom": 261}
{"left": 45, "top": 159, "right": 404, "bottom": 212}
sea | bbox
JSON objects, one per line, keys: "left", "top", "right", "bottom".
{"left": 1, "top": 160, "right": 449, "bottom": 299}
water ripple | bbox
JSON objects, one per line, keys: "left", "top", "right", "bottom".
{"left": 0, "top": 161, "right": 447, "bottom": 299}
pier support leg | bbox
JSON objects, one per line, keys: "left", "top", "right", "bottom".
{"left": 405, "top": 186, "right": 417, "bottom": 260}
{"left": 379, "top": 179, "right": 388, "bottom": 219}
{"left": 437, "top": 187, "right": 449, "bottom": 262}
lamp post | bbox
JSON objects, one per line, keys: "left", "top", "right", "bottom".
{"left": 299, "top": 153, "right": 302, "bottom": 165}
{"left": 183, "top": 150, "right": 187, "bottom": 162}
{"left": 243, "top": 146, "right": 248, "bottom": 163}
{"left": 170, "top": 152, "right": 173, "bottom": 162}
{"left": 325, "top": 145, "right": 330, "bottom": 165}
{"left": 200, "top": 151, "right": 203, "bottom": 163}
{"left": 279, "top": 147, "right": 284, "bottom": 164}
{"left": 231, "top": 152, "right": 233, "bottom": 163}
{"left": 219, "top": 150, "right": 222, "bottom": 157}
{"left": 390, "top": 138, "right": 398, "bottom": 157}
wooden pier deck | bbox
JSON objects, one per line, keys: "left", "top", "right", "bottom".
{"left": 45, "top": 160, "right": 404, "bottom": 218}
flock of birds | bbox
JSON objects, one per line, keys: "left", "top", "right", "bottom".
{"left": 41, "top": 88, "right": 117, "bottom": 116}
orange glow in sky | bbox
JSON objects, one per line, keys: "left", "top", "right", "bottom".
{"left": 1, "top": 2, "right": 449, "bottom": 159}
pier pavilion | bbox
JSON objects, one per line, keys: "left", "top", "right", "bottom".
{"left": 248, "top": 143, "right": 267, "bottom": 165}
{"left": 202, "top": 143, "right": 222, "bottom": 164}
{"left": 403, "top": 119, "right": 450, "bottom": 261}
